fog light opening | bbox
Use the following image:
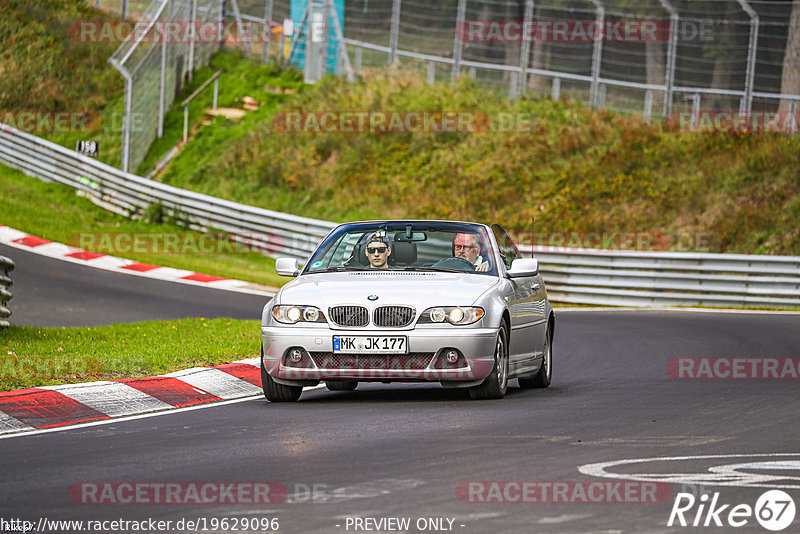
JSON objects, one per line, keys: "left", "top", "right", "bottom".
{"left": 445, "top": 350, "right": 459, "bottom": 364}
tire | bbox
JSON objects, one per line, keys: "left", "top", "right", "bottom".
{"left": 326, "top": 380, "right": 358, "bottom": 391}
{"left": 260, "top": 350, "right": 302, "bottom": 402}
{"left": 469, "top": 323, "right": 509, "bottom": 400}
{"left": 519, "top": 324, "right": 552, "bottom": 389}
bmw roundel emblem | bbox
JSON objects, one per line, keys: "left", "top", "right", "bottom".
{"left": 367, "top": 295, "right": 379, "bottom": 301}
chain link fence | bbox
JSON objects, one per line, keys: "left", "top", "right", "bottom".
{"left": 105, "top": 0, "right": 223, "bottom": 173}
{"left": 329, "top": 0, "right": 798, "bottom": 120}
{"left": 91, "top": 0, "right": 799, "bottom": 171}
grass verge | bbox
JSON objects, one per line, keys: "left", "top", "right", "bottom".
{"left": 0, "top": 318, "right": 261, "bottom": 391}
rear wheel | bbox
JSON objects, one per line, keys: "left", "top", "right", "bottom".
{"left": 326, "top": 380, "right": 358, "bottom": 391}
{"left": 519, "top": 324, "right": 552, "bottom": 389}
{"left": 469, "top": 323, "right": 509, "bottom": 400}
{"left": 260, "top": 349, "right": 302, "bottom": 402}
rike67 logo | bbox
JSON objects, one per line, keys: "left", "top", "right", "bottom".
{"left": 668, "top": 490, "right": 795, "bottom": 531}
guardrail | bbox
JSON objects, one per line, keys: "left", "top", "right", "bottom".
{"left": 0, "top": 256, "right": 14, "bottom": 328}
{"left": 519, "top": 245, "right": 800, "bottom": 308}
{"left": 1, "top": 125, "right": 799, "bottom": 308}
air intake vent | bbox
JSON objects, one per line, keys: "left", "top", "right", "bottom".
{"left": 373, "top": 306, "right": 415, "bottom": 327}
{"left": 328, "top": 306, "right": 369, "bottom": 327}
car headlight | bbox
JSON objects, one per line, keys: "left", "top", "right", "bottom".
{"left": 419, "top": 306, "right": 484, "bottom": 325}
{"left": 272, "top": 305, "right": 327, "bottom": 324}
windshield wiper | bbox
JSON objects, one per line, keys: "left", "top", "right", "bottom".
{"left": 308, "top": 266, "right": 366, "bottom": 274}
{"left": 402, "top": 266, "right": 465, "bottom": 273}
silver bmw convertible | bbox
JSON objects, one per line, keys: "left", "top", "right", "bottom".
{"left": 260, "top": 220, "right": 554, "bottom": 401}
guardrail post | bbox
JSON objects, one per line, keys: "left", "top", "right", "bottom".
{"left": 427, "top": 60, "right": 435, "bottom": 84}
{"left": 552, "top": 77, "right": 561, "bottom": 100}
{"left": 589, "top": 0, "right": 605, "bottom": 108}
{"left": 183, "top": 104, "right": 189, "bottom": 143}
{"left": 389, "top": 0, "right": 401, "bottom": 65}
{"left": 0, "top": 256, "right": 14, "bottom": 329}
{"left": 451, "top": 0, "right": 466, "bottom": 84}
{"left": 121, "top": 0, "right": 128, "bottom": 19}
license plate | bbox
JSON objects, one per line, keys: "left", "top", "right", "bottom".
{"left": 333, "top": 336, "right": 407, "bottom": 354}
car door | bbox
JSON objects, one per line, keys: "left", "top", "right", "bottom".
{"left": 491, "top": 224, "right": 547, "bottom": 374}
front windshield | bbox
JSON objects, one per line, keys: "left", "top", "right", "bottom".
{"left": 303, "top": 222, "right": 499, "bottom": 276}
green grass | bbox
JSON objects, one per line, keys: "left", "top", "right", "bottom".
{"left": 0, "top": 164, "right": 286, "bottom": 288}
{"left": 0, "top": 318, "right": 260, "bottom": 391}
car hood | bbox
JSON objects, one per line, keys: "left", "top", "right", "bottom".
{"left": 278, "top": 271, "right": 499, "bottom": 309}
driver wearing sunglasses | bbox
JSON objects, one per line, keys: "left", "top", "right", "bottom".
{"left": 364, "top": 234, "right": 392, "bottom": 269}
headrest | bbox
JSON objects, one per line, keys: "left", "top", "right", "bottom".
{"left": 390, "top": 241, "right": 417, "bottom": 265}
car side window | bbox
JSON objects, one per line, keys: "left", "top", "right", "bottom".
{"left": 491, "top": 223, "right": 520, "bottom": 270}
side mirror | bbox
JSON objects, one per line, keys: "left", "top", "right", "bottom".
{"left": 507, "top": 258, "right": 539, "bottom": 278}
{"left": 275, "top": 257, "right": 300, "bottom": 277}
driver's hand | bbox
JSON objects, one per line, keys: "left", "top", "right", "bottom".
{"left": 475, "top": 261, "right": 489, "bottom": 272}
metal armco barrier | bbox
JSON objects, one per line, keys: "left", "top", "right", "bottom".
{"left": 1, "top": 125, "right": 799, "bottom": 308}
{"left": 0, "top": 256, "right": 14, "bottom": 328}
{"left": 519, "top": 246, "right": 800, "bottom": 308}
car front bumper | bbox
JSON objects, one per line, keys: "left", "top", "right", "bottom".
{"left": 261, "top": 325, "right": 497, "bottom": 385}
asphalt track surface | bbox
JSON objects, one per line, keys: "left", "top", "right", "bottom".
{"left": 0, "top": 243, "right": 268, "bottom": 326}
{"left": 2, "top": 247, "right": 800, "bottom": 533}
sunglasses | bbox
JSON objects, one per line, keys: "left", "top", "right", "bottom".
{"left": 367, "top": 246, "right": 388, "bottom": 254}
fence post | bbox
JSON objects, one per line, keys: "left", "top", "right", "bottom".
{"left": 659, "top": 0, "right": 678, "bottom": 120}
{"left": 354, "top": 46, "right": 363, "bottom": 76}
{"left": 736, "top": 0, "right": 759, "bottom": 114}
{"left": 588, "top": 0, "right": 605, "bottom": 108}
{"left": 389, "top": 0, "right": 401, "bottom": 65}
{"left": 451, "top": 0, "right": 466, "bottom": 84}
{"left": 158, "top": 27, "right": 167, "bottom": 138}
{"left": 262, "top": 0, "right": 274, "bottom": 64}
{"left": 187, "top": 0, "right": 198, "bottom": 81}
{"left": 518, "top": 0, "right": 535, "bottom": 97}
{"left": 509, "top": 71, "right": 519, "bottom": 99}
{"left": 121, "top": 0, "right": 128, "bottom": 19}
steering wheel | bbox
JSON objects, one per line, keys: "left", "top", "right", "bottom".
{"left": 431, "top": 257, "right": 476, "bottom": 271}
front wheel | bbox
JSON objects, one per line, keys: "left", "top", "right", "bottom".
{"left": 469, "top": 323, "right": 509, "bottom": 400}
{"left": 260, "top": 350, "right": 302, "bottom": 402}
{"left": 519, "top": 325, "right": 552, "bottom": 389}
